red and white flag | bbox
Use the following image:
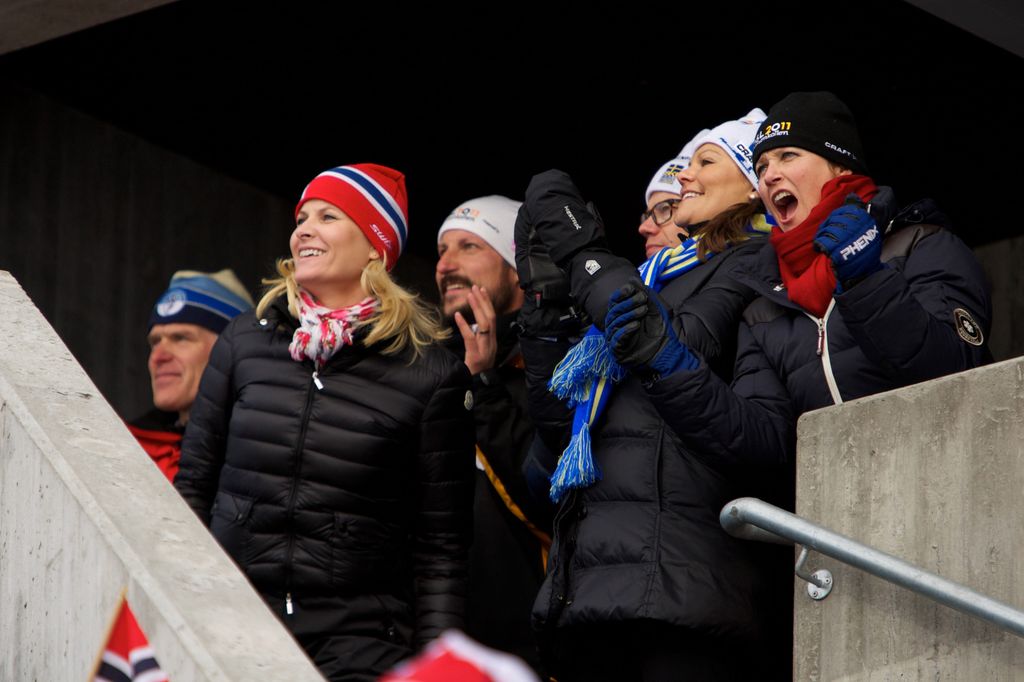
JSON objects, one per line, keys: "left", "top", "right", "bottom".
{"left": 380, "top": 630, "right": 539, "bottom": 682}
{"left": 92, "top": 595, "right": 169, "bottom": 682}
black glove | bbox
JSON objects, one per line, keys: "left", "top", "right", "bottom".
{"left": 603, "top": 283, "right": 698, "bottom": 378}
{"left": 514, "top": 200, "right": 587, "bottom": 339}
{"left": 523, "top": 169, "right": 608, "bottom": 267}
{"left": 514, "top": 199, "right": 572, "bottom": 306}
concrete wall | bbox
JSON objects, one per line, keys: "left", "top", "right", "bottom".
{"left": 794, "top": 356, "right": 1024, "bottom": 680}
{"left": 0, "top": 0, "right": 177, "bottom": 56}
{"left": 0, "top": 271, "right": 323, "bottom": 681}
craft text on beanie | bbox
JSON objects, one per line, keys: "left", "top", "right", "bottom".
{"left": 690, "top": 107, "right": 767, "bottom": 188}
{"left": 296, "top": 163, "right": 409, "bottom": 270}
{"left": 751, "top": 91, "right": 868, "bottom": 175}
{"left": 149, "top": 269, "right": 254, "bottom": 333}
{"left": 436, "top": 195, "right": 522, "bottom": 268}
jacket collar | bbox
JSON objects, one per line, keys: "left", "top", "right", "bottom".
{"left": 725, "top": 239, "right": 802, "bottom": 310}
{"left": 869, "top": 186, "right": 952, "bottom": 234}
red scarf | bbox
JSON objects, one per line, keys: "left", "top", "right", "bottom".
{"left": 769, "top": 174, "right": 878, "bottom": 317}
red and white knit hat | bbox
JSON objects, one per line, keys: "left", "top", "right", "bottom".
{"left": 295, "top": 163, "right": 409, "bottom": 270}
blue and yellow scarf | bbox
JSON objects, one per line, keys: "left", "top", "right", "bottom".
{"left": 547, "top": 216, "right": 772, "bottom": 503}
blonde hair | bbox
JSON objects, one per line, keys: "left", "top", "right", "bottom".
{"left": 256, "top": 258, "right": 449, "bottom": 358}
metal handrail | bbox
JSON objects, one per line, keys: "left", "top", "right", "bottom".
{"left": 720, "top": 497, "right": 1024, "bottom": 638}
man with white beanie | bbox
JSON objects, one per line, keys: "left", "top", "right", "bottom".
{"left": 436, "top": 197, "right": 550, "bottom": 676}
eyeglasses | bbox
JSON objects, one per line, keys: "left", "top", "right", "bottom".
{"left": 641, "top": 198, "right": 681, "bottom": 227}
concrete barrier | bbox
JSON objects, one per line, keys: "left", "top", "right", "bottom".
{"left": 0, "top": 271, "right": 323, "bottom": 681}
{"left": 795, "top": 356, "right": 1024, "bottom": 680}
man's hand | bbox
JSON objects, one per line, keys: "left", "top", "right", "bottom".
{"left": 454, "top": 284, "right": 498, "bottom": 375}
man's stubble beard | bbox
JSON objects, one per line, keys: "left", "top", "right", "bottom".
{"left": 442, "top": 277, "right": 519, "bottom": 326}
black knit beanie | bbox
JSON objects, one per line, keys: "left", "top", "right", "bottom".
{"left": 751, "top": 91, "right": 868, "bottom": 175}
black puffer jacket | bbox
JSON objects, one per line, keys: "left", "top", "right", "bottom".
{"left": 647, "top": 189, "right": 992, "bottom": 469}
{"left": 526, "top": 236, "right": 769, "bottom": 639}
{"left": 175, "top": 297, "right": 475, "bottom": 646}
{"left": 445, "top": 313, "right": 552, "bottom": 674}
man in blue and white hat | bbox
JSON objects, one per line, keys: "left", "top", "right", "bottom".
{"left": 128, "top": 268, "right": 253, "bottom": 481}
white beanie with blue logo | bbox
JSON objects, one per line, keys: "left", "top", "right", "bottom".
{"left": 689, "top": 108, "right": 767, "bottom": 188}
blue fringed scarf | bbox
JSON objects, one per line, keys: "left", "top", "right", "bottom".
{"left": 547, "top": 216, "right": 774, "bottom": 503}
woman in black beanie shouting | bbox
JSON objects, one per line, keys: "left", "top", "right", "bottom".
{"left": 608, "top": 90, "right": 991, "bottom": 478}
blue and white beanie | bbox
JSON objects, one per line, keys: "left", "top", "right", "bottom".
{"left": 148, "top": 269, "right": 254, "bottom": 333}
{"left": 690, "top": 108, "right": 767, "bottom": 188}
{"left": 644, "top": 129, "right": 710, "bottom": 203}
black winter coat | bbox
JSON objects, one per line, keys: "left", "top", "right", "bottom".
{"left": 446, "top": 314, "right": 550, "bottom": 673}
{"left": 525, "top": 236, "right": 769, "bottom": 639}
{"left": 647, "top": 189, "right": 992, "bottom": 469}
{"left": 175, "top": 297, "right": 475, "bottom": 649}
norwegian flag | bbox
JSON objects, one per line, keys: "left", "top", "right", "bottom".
{"left": 92, "top": 596, "right": 168, "bottom": 682}
{"left": 379, "top": 630, "right": 538, "bottom": 682}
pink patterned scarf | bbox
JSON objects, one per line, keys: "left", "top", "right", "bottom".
{"left": 289, "top": 289, "right": 378, "bottom": 370}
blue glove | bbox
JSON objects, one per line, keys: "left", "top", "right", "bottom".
{"left": 813, "top": 194, "right": 883, "bottom": 290}
{"left": 604, "top": 283, "right": 698, "bottom": 378}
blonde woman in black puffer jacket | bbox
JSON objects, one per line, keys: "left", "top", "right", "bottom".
{"left": 176, "top": 164, "right": 475, "bottom": 682}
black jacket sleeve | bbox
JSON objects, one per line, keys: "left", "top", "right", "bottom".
{"left": 412, "top": 359, "right": 475, "bottom": 645}
{"left": 471, "top": 360, "right": 558, "bottom": 529}
{"left": 837, "top": 226, "right": 992, "bottom": 382}
{"left": 174, "top": 319, "right": 238, "bottom": 524}
{"left": 644, "top": 324, "right": 797, "bottom": 469}
{"left": 643, "top": 243, "right": 791, "bottom": 468}
{"left": 518, "top": 335, "right": 575, "bottom": 462}
{"left": 471, "top": 367, "right": 531, "bottom": 485}
{"left": 668, "top": 241, "right": 760, "bottom": 382}
{"left": 564, "top": 248, "right": 644, "bottom": 331}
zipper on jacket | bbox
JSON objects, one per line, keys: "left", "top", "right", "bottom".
{"left": 282, "top": 374, "right": 319, "bottom": 614}
{"left": 312, "top": 371, "right": 323, "bottom": 390}
{"left": 806, "top": 299, "right": 842, "bottom": 405}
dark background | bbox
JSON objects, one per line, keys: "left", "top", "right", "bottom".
{"left": 0, "top": 0, "right": 1021, "bottom": 415}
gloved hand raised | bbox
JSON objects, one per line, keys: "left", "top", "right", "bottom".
{"left": 514, "top": 200, "right": 587, "bottom": 339}
{"left": 813, "top": 193, "right": 883, "bottom": 290}
{"left": 523, "top": 169, "right": 608, "bottom": 267}
{"left": 603, "top": 282, "right": 698, "bottom": 379}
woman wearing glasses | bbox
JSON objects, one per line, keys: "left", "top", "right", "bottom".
{"left": 516, "top": 109, "right": 777, "bottom": 681}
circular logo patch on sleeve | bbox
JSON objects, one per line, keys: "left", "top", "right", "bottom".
{"left": 953, "top": 308, "right": 984, "bottom": 346}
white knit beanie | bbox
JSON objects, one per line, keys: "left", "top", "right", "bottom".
{"left": 689, "top": 108, "right": 767, "bottom": 187}
{"left": 644, "top": 128, "right": 709, "bottom": 203}
{"left": 437, "top": 195, "right": 521, "bottom": 267}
